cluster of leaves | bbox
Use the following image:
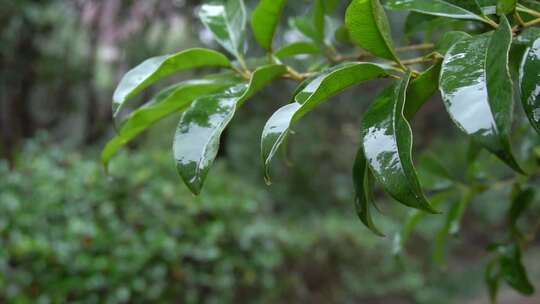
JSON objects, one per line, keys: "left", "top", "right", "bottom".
{"left": 103, "top": 0, "right": 540, "bottom": 301}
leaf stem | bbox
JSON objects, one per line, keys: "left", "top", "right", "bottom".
{"left": 396, "top": 43, "right": 435, "bottom": 52}
{"left": 482, "top": 17, "right": 499, "bottom": 28}
{"left": 517, "top": 6, "right": 540, "bottom": 18}
{"left": 398, "top": 57, "right": 435, "bottom": 66}
{"left": 285, "top": 66, "right": 306, "bottom": 82}
{"left": 514, "top": 11, "right": 526, "bottom": 27}
{"left": 523, "top": 17, "right": 540, "bottom": 28}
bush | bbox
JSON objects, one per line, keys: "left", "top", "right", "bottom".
{"left": 0, "top": 138, "right": 428, "bottom": 303}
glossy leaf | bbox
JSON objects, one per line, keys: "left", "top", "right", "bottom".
{"left": 385, "top": 0, "right": 485, "bottom": 22}
{"left": 362, "top": 73, "right": 438, "bottom": 213}
{"left": 112, "top": 48, "right": 230, "bottom": 116}
{"left": 496, "top": 0, "right": 517, "bottom": 14}
{"left": 103, "top": 79, "right": 232, "bottom": 168}
{"left": 519, "top": 37, "right": 540, "bottom": 135}
{"left": 199, "top": 0, "right": 247, "bottom": 59}
{"left": 353, "top": 146, "right": 384, "bottom": 236}
{"left": 404, "top": 62, "right": 442, "bottom": 119}
{"left": 251, "top": 0, "right": 287, "bottom": 51}
{"left": 345, "top": 0, "right": 401, "bottom": 62}
{"left": 498, "top": 244, "right": 535, "bottom": 295}
{"left": 174, "top": 64, "right": 286, "bottom": 194}
{"left": 275, "top": 42, "right": 322, "bottom": 58}
{"left": 435, "top": 31, "right": 471, "bottom": 55}
{"left": 261, "top": 63, "right": 388, "bottom": 182}
{"left": 439, "top": 16, "right": 525, "bottom": 173}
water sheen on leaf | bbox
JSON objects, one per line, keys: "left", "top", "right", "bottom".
{"left": 199, "top": 0, "right": 247, "bottom": 59}
{"left": 345, "top": 0, "right": 401, "bottom": 63}
{"left": 261, "top": 62, "right": 388, "bottom": 182}
{"left": 251, "top": 0, "right": 288, "bottom": 51}
{"left": 439, "top": 16, "right": 525, "bottom": 174}
{"left": 112, "top": 48, "right": 230, "bottom": 116}
{"left": 174, "top": 64, "right": 286, "bottom": 194}
{"left": 362, "top": 73, "right": 438, "bottom": 213}
{"left": 385, "top": 0, "right": 485, "bottom": 22}
{"left": 519, "top": 37, "right": 540, "bottom": 135}
{"left": 103, "top": 79, "right": 233, "bottom": 168}
{"left": 353, "top": 146, "right": 384, "bottom": 236}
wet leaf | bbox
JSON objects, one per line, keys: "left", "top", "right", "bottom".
{"left": 362, "top": 73, "right": 438, "bottom": 213}
{"left": 261, "top": 63, "right": 388, "bottom": 182}
{"left": 385, "top": 0, "right": 485, "bottom": 22}
{"left": 251, "top": 0, "right": 288, "bottom": 51}
{"left": 404, "top": 62, "right": 442, "bottom": 119}
{"left": 519, "top": 37, "right": 540, "bottom": 135}
{"left": 345, "top": 0, "right": 401, "bottom": 63}
{"left": 435, "top": 31, "right": 471, "bottom": 55}
{"left": 112, "top": 48, "right": 230, "bottom": 116}
{"left": 353, "top": 146, "right": 385, "bottom": 236}
{"left": 103, "top": 79, "right": 233, "bottom": 168}
{"left": 439, "top": 16, "right": 525, "bottom": 173}
{"left": 174, "top": 64, "right": 286, "bottom": 194}
{"left": 199, "top": 0, "right": 247, "bottom": 59}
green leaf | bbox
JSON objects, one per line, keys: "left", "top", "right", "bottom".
{"left": 435, "top": 31, "right": 471, "bottom": 55}
{"left": 313, "top": 0, "right": 326, "bottom": 43}
{"left": 496, "top": 0, "right": 517, "bottom": 14}
{"left": 498, "top": 244, "right": 535, "bottom": 295}
{"left": 404, "top": 62, "right": 442, "bottom": 119}
{"left": 519, "top": 37, "right": 540, "bottom": 135}
{"left": 509, "top": 185, "right": 535, "bottom": 236}
{"left": 251, "top": 0, "right": 287, "bottom": 51}
{"left": 275, "top": 42, "right": 322, "bottom": 59}
{"left": 174, "top": 64, "right": 286, "bottom": 194}
{"left": 485, "top": 259, "right": 501, "bottom": 304}
{"left": 353, "top": 146, "right": 384, "bottom": 236}
{"left": 289, "top": 17, "right": 321, "bottom": 44}
{"left": 385, "top": 0, "right": 486, "bottom": 22}
{"left": 261, "top": 63, "right": 388, "bottom": 182}
{"left": 439, "top": 16, "right": 525, "bottom": 174}
{"left": 345, "top": 0, "right": 401, "bottom": 63}
{"left": 112, "top": 48, "right": 230, "bottom": 116}
{"left": 103, "top": 79, "right": 233, "bottom": 168}
{"left": 362, "top": 73, "right": 438, "bottom": 213}
{"left": 199, "top": 0, "right": 247, "bottom": 59}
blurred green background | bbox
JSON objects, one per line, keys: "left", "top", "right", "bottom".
{"left": 1, "top": 0, "right": 539, "bottom": 303}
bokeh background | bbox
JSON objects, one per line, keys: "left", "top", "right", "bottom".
{"left": 1, "top": 0, "right": 539, "bottom": 303}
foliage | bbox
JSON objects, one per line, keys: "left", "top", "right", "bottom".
{"left": 102, "top": 0, "right": 540, "bottom": 301}
{"left": 0, "top": 138, "right": 446, "bottom": 303}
